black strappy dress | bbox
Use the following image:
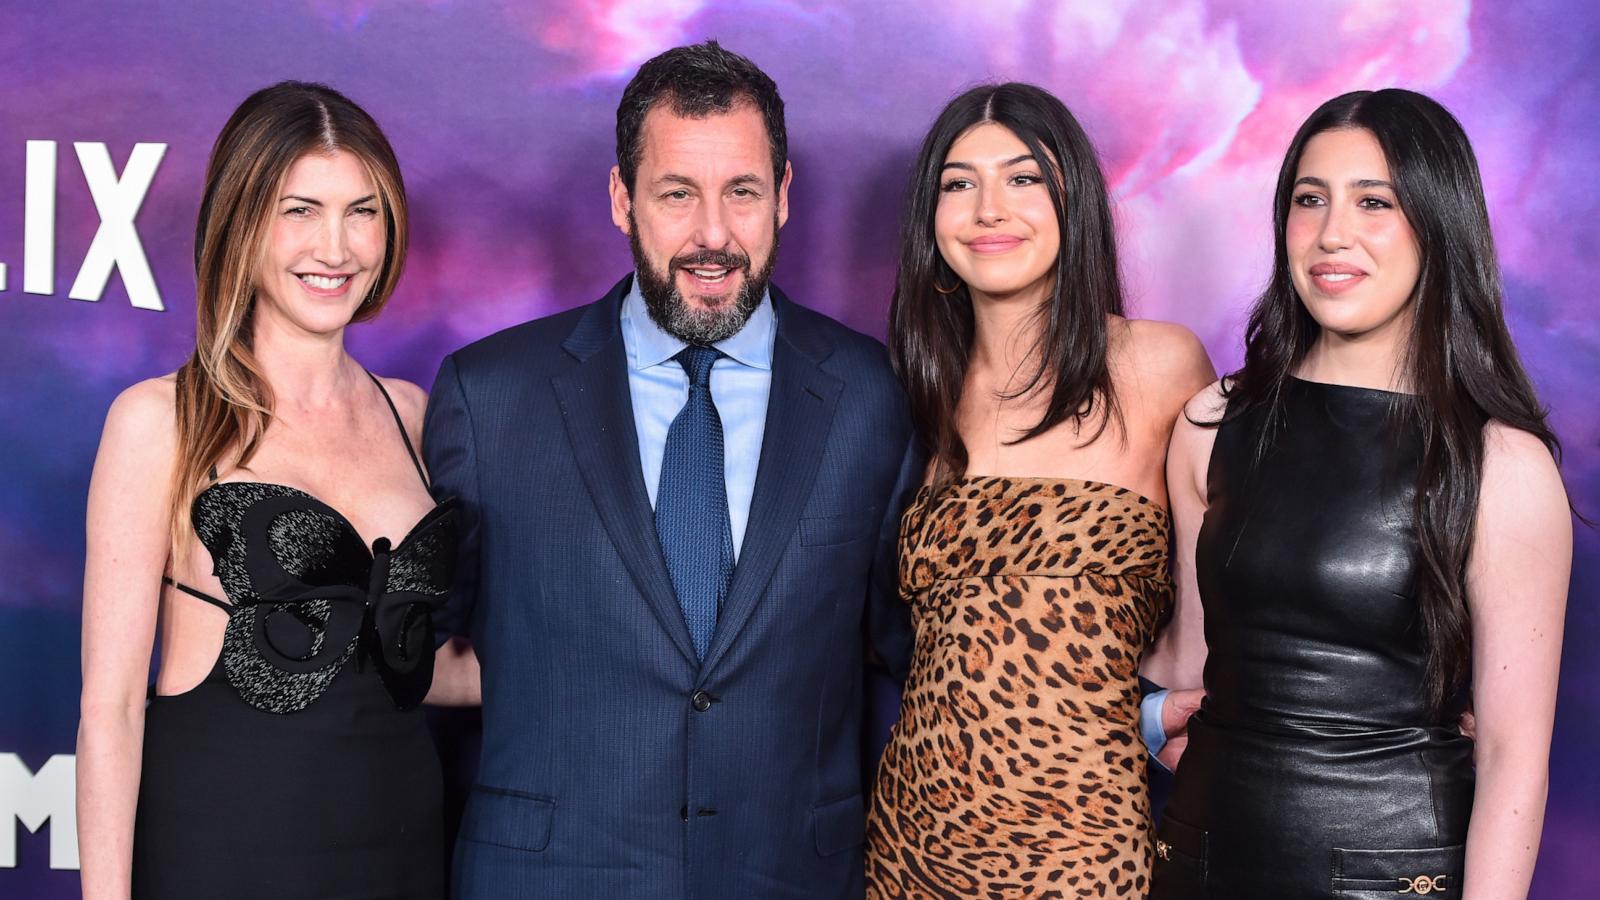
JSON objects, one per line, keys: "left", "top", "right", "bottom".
{"left": 132, "top": 375, "right": 457, "bottom": 900}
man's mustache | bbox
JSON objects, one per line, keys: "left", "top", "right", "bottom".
{"left": 670, "top": 249, "right": 750, "bottom": 272}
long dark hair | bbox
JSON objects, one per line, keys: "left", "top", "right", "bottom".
{"left": 889, "top": 83, "right": 1125, "bottom": 485}
{"left": 1223, "top": 88, "right": 1560, "bottom": 714}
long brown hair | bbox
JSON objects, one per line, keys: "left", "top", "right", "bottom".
{"left": 1221, "top": 89, "right": 1561, "bottom": 714}
{"left": 169, "top": 81, "right": 408, "bottom": 558}
{"left": 888, "top": 83, "right": 1126, "bottom": 487}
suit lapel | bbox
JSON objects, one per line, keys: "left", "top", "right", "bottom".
{"left": 700, "top": 292, "right": 841, "bottom": 675}
{"left": 552, "top": 279, "right": 698, "bottom": 666}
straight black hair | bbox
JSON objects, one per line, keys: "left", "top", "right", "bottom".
{"left": 1222, "top": 88, "right": 1562, "bottom": 714}
{"left": 889, "top": 83, "right": 1125, "bottom": 486}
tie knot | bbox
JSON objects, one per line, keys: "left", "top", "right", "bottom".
{"left": 675, "top": 345, "right": 720, "bottom": 388}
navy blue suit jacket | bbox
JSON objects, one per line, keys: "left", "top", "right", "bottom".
{"left": 423, "top": 275, "right": 919, "bottom": 899}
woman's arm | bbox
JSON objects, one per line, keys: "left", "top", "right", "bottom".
{"left": 1141, "top": 380, "right": 1225, "bottom": 768}
{"left": 76, "top": 379, "right": 177, "bottom": 899}
{"left": 386, "top": 374, "right": 485, "bottom": 709}
{"left": 1461, "top": 423, "right": 1571, "bottom": 900}
{"left": 426, "top": 637, "right": 482, "bottom": 706}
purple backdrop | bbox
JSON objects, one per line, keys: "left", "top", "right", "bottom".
{"left": 2, "top": 1, "right": 1594, "bottom": 896}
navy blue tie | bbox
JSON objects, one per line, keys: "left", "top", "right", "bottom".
{"left": 655, "top": 346, "right": 735, "bottom": 660}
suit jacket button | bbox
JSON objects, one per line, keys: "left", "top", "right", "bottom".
{"left": 691, "top": 690, "right": 712, "bottom": 712}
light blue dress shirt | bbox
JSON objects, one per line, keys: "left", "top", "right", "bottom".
{"left": 620, "top": 277, "right": 774, "bottom": 561}
{"left": 621, "top": 278, "right": 1177, "bottom": 762}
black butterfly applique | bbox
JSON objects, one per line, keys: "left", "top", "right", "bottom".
{"left": 193, "top": 482, "right": 458, "bottom": 714}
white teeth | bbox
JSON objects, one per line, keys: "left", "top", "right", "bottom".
{"left": 686, "top": 269, "right": 727, "bottom": 282}
{"left": 299, "top": 274, "right": 349, "bottom": 290}
{"left": 1320, "top": 273, "right": 1356, "bottom": 282}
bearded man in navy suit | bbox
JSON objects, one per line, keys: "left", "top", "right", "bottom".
{"left": 423, "top": 40, "right": 920, "bottom": 899}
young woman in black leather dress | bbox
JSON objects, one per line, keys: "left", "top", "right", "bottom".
{"left": 1144, "top": 89, "right": 1571, "bottom": 899}
{"left": 77, "top": 82, "right": 477, "bottom": 900}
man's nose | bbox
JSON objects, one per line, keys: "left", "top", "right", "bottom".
{"left": 691, "top": 197, "right": 732, "bottom": 249}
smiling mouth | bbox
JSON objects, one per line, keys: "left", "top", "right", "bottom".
{"left": 298, "top": 274, "right": 351, "bottom": 290}
{"left": 1308, "top": 268, "right": 1369, "bottom": 295}
{"left": 967, "top": 236, "right": 1023, "bottom": 253}
{"left": 682, "top": 266, "right": 730, "bottom": 285}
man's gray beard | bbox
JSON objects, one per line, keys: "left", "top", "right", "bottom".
{"left": 629, "top": 217, "right": 778, "bottom": 346}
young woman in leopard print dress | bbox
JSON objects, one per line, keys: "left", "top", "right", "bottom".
{"left": 866, "top": 83, "right": 1214, "bottom": 899}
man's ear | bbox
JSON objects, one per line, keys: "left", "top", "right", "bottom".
{"left": 775, "top": 160, "right": 793, "bottom": 231}
{"left": 609, "top": 165, "right": 632, "bottom": 234}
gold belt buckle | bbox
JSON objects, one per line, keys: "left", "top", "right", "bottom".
{"left": 1398, "top": 874, "right": 1448, "bottom": 894}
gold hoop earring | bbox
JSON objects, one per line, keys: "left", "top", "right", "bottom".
{"left": 933, "top": 275, "right": 963, "bottom": 295}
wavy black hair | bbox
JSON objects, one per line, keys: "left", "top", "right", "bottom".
{"left": 1222, "top": 88, "right": 1562, "bottom": 714}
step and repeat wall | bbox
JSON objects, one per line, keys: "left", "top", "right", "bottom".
{"left": 3, "top": 1, "right": 1595, "bottom": 896}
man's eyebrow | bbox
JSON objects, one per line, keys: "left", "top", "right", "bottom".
{"left": 654, "top": 174, "right": 699, "bottom": 187}
{"left": 727, "top": 173, "right": 766, "bottom": 187}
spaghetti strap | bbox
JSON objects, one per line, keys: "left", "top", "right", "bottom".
{"left": 366, "top": 371, "right": 431, "bottom": 491}
{"left": 162, "top": 576, "right": 232, "bottom": 612}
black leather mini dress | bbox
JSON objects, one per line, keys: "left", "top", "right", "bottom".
{"left": 1152, "top": 377, "right": 1473, "bottom": 899}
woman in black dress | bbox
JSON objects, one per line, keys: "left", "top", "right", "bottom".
{"left": 1145, "top": 89, "right": 1571, "bottom": 898}
{"left": 77, "top": 82, "right": 474, "bottom": 900}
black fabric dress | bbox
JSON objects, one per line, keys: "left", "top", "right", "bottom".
{"left": 1152, "top": 377, "right": 1473, "bottom": 899}
{"left": 132, "top": 376, "right": 457, "bottom": 900}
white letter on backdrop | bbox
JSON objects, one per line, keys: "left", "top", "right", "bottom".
{"left": 68, "top": 141, "right": 166, "bottom": 311}
{"left": 22, "top": 140, "right": 57, "bottom": 296}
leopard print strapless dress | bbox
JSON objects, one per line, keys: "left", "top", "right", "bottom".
{"left": 867, "top": 477, "right": 1171, "bottom": 899}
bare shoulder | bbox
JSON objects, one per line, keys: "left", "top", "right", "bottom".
{"left": 1123, "top": 318, "right": 1210, "bottom": 369}
{"left": 93, "top": 375, "right": 179, "bottom": 502}
{"left": 1479, "top": 421, "right": 1568, "bottom": 526}
{"left": 1119, "top": 318, "right": 1216, "bottom": 404}
{"left": 1180, "top": 378, "right": 1230, "bottom": 425}
{"left": 1124, "top": 317, "right": 1207, "bottom": 358}
{"left": 103, "top": 375, "right": 177, "bottom": 448}
{"left": 374, "top": 375, "right": 428, "bottom": 435}
{"left": 1483, "top": 420, "right": 1559, "bottom": 474}
{"left": 1164, "top": 379, "right": 1228, "bottom": 500}
{"left": 1469, "top": 422, "right": 1571, "bottom": 628}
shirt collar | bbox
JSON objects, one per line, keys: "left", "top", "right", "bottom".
{"left": 621, "top": 274, "right": 776, "bottom": 372}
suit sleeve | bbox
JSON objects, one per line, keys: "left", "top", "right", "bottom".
{"left": 865, "top": 431, "right": 924, "bottom": 685}
{"left": 424, "top": 353, "right": 482, "bottom": 646}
